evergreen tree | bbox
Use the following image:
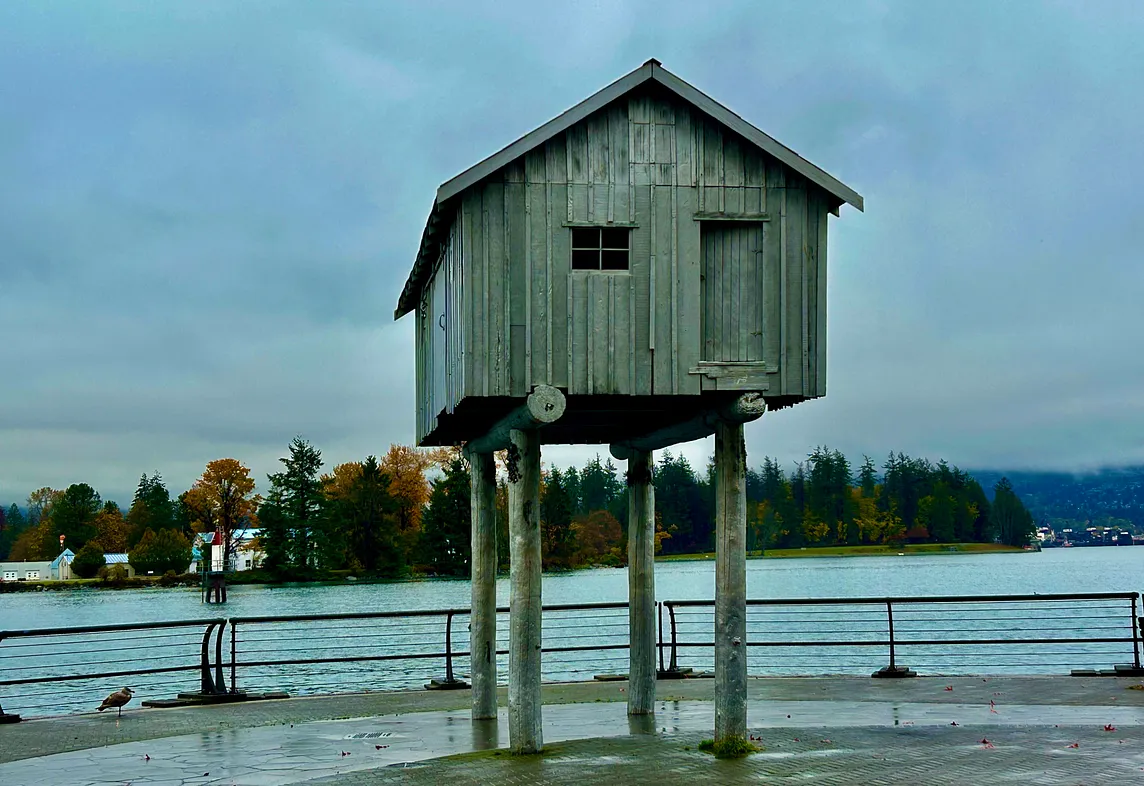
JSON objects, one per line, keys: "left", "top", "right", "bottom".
{"left": 327, "top": 456, "right": 401, "bottom": 576}
{"left": 654, "top": 452, "right": 710, "bottom": 553}
{"left": 967, "top": 479, "right": 994, "bottom": 542}
{"left": 579, "top": 456, "right": 622, "bottom": 515}
{"left": 257, "top": 486, "right": 291, "bottom": 576}
{"left": 992, "top": 478, "right": 1035, "bottom": 546}
{"left": 0, "top": 504, "right": 21, "bottom": 559}
{"left": 51, "top": 483, "right": 102, "bottom": 552}
{"left": 418, "top": 456, "right": 472, "bottom": 576}
{"left": 790, "top": 462, "right": 808, "bottom": 543}
{"left": 128, "top": 528, "right": 192, "bottom": 575}
{"left": 563, "top": 467, "right": 582, "bottom": 516}
{"left": 858, "top": 456, "right": 878, "bottom": 498}
{"left": 126, "top": 474, "right": 174, "bottom": 548}
{"left": 541, "top": 468, "right": 576, "bottom": 569}
{"left": 265, "top": 438, "right": 324, "bottom": 573}
{"left": 70, "top": 542, "right": 107, "bottom": 578}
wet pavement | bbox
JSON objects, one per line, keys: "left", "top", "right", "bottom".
{"left": 2, "top": 677, "right": 1143, "bottom": 785}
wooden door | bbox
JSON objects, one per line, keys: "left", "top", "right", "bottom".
{"left": 701, "top": 223, "right": 765, "bottom": 362}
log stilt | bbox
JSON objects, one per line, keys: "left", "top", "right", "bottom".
{"left": 507, "top": 427, "right": 543, "bottom": 753}
{"left": 469, "top": 449, "right": 498, "bottom": 720}
{"left": 714, "top": 420, "right": 748, "bottom": 745}
{"left": 626, "top": 449, "right": 656, "bottom": 716}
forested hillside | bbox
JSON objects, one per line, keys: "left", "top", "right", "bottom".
{"left": 971, "top": 467, "right": 1144, "bottom": 530}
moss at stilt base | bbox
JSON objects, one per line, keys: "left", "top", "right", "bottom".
{"left": 698, "top": 736, "right": 759, "bottom": 758}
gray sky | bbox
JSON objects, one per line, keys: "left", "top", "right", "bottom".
{"left": 2, "top": 1, "right": 1142, "bottom": 506}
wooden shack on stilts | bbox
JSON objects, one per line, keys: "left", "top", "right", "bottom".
{"left": 395, "top": 59, "right": 862, "bottom": 754}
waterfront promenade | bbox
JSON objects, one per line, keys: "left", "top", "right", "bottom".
{"left": 3, "top": 676, "right": 1143, "bottom": 784}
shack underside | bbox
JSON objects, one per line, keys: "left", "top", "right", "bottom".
{"left": 417, "top": 393, "right": 801, "bottom": 447}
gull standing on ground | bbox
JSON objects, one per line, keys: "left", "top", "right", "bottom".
{"left": 97, "top": 687, "right": 134, "bottom": 717}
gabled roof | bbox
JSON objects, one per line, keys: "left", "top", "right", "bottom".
{"left": 50, "top": 548, "right": 75, "bottom": 568}
{"left": 395, "top": 59, "right": 863, "bottom": 320}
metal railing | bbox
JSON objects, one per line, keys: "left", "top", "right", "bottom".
{"left": 2, "top": 592, "right": 1140, "bottom": 719}
{"left": 660, "top": 592, "right": 1143, "bottom": 678}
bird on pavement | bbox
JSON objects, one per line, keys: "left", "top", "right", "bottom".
{"left": 97, "top": 687, "right": 134, "bottom": 717}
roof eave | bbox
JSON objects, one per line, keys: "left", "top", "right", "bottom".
{"left": 648, "top": 67, "right": 863, "bottom": 212}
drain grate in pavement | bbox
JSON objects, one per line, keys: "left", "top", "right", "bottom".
{"left": 345, "top": 732, "right": 394, "bottom": 739}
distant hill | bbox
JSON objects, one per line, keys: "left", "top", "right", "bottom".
{"left": 970, "top": 466, "right": 1144, "bottom": 530}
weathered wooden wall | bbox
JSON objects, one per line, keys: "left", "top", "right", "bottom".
{"left": 415, "top": 89, "right": 830, "bottom": 440}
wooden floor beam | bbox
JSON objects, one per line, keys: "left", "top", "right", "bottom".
{"left": 609, "top": 393, "right": 765, "bottom": 461}
{"left": 465, "top": 385, "right": 565, "bottom": 454}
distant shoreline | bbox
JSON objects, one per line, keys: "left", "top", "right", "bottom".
{"left": 0, "top": 543, "right": 1032, "bottom": 593}
{"left": 656, "top": 543, "right": 1028, "bottom": 561}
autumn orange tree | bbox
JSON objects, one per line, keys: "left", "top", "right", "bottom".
{"left": 93, "top": 501, "right": 128, "bottom": 553}
{"left": 380, "top": 444, "right": 450, "bottom": 555}
{"left": 186, "top": 458, "right": 260, "bottom": 569}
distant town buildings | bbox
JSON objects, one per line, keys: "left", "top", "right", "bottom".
{"left": 0, "top": 549, "right": 139, "bottom": 582}
{"left": 1037, "top": 524, "right": 1140, "bottom": 547}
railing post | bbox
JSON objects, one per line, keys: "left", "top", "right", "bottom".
{"left": 1133, "top": 595, "right": 1142, "bottom": 671}
{"left": 0, "top": 635, "right": 16, "bottom": 723}
{"left": 657, "top": 601, "right": 665, "bottom": 674}
{"left": 446, "top": 611, "right": 455, "bottom": 682}
{"left": 199, "top": 622, "right": 217, "bottom": 694}
{"left": 887, "top": 601, "right": 896, "bottom": 670}
{"left": 872, "top": 600, "right": 916, "bottom": 678}
{"left": 669, "top": 603, "right": 679, "bottom": 672}
{"left": 214, "top": 620, "right": 227, "bottom": 694}
{"left": 425, "top": 611, "right": 468, "bottom": 690}
{"left": 230, "top": 621, "right": 238, "bottom": 694}
{"left": 655, "top": 602, "right": 689, "bottom": 678}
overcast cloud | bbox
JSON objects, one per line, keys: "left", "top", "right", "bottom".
{"left": 2, "top": 0, "right": 1142, "bottom": 506}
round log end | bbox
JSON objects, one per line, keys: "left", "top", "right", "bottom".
{"left": 722, "top": 392, "right": 767, "bottom": 423}
{"left": 526, "top": 384, "right": 566, "bottom": 425}
{"left": 609, "top": 444, "right": 632, "bottom": 462}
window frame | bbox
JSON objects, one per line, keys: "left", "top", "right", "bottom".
{"left": 570, "top": 226, "right": 632, "bottom": 272}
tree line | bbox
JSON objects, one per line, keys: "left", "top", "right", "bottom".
{"left": 0, "top": 444, "right": 1036, "bottom": 581}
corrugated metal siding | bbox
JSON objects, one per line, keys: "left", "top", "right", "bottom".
{"left": 416, "top": 89, "right": 833, "bottom": 437}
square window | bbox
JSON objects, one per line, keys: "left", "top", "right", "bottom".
{"left": 600, "top": 227, "right": 629, "bottom": 250}
{"left": 601, "top": 249, "right": 628, "bottom": 270}
{"left": 569, "top": 227, "right": 629, "bottom": 271}
{"left": 571, "top": 227, "right": 599, "bottom": 250}
{"left": 572, "top": 249, "right": 600, "bottom": 270}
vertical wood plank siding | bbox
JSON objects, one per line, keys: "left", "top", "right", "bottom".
{"left": 414, "top": 91, "right": 833, "bottom": 441}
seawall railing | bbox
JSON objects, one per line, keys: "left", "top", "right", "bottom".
{"left": 1, "top": 592, "right": 1140, "bottom": 719}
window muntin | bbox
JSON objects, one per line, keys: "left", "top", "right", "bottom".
{"left": 571, "top": 227, "right": 630, "bottom": 271}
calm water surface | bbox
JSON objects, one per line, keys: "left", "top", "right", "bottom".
{"left": 1, "top": 547, "right": 1140, "bottom": 630}
{"left": 2, "top": 548, "right": 1140, "bottom": 717}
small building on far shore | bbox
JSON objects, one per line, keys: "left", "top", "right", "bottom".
{"left": 102, "top": 553, "right": 135, "bottom": 578}
{"left": 50, "top": 549, "right": 76, "bottom": 580}
{"left": 0, "top": 560, "right": 52, "bottom": 582}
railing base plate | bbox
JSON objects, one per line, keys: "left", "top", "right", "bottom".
{"left": 0, "top": 712, "right": 21, "bottom": 724}
{"left": 425, "top": 679, "right": 470, "bottom": 691}
{"left": 872, "top": 665, "right": 917, "bottom": 678}
{"left": 1114, "top": 665, "right": 1144, "bottom": 677}
{"left": 656, "top": 668, "right": 694, "bottom": 680}
{"left": 144, "top": 691, "right": 286, "bottom": 709}
{"left": 173, "top": 691, "right": 251, "bottom": 704}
